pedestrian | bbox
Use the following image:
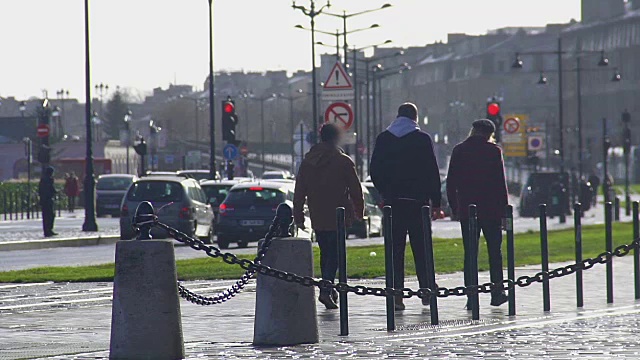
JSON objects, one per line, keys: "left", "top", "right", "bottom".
{"left": 446, "top": 119, "right": 509, "bottom": 308}
{"left": 370, "top": 102, "right": 442, "bottom": 311}
{"left": 39, "top": 166, "right": 58, "bottom": 237}
{"left": 64, "top": 172, "right": 79, "bottom": 213}
{"left": 293, "top": 123, "right": 364, "bottom": 310}
{"left": 588, "top": 172, "right": 600, "bottom": 207}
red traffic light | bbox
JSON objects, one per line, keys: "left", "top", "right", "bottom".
{"left": 487, "top": 102, "right": 500, "bottom": 117}
{"left": 223, "top": 102, "right": 235, "bottom": 114}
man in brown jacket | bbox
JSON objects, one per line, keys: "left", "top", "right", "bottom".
{"left": 294, "top": 123, "right": 364, "bottom": 309}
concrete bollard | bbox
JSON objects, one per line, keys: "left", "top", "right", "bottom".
{"left": 109, "top": 202, "right": 184, "bottom": 360}
{"left": 253, "top": 236, "right": 318, "bottom": 346}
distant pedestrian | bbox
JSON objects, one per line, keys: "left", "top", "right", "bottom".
{"left": 293, "top": 123, "right": 364, "bottom": 310}
{"left": 39, "top": 166, "right": 58, "bottom": 237}
{"left": 370, "top": 102, "right": 442, "bottom": 311}
{"left": 64, "top": 172, "right": 80, "bottom": 213}
{"left": 446, "top": 119, "right": 509, "bottom": 308}
{"left": 589, "top": 172, "right": 600, "bottom": 207}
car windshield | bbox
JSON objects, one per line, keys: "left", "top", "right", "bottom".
{"left": 97, "top": 177, "right": 133, "bottom": 191}
{"left": 226, "top": 187, "right": 285, "bottom": 206}
{"left": 183, "top": 172, "right": 210, "bottom": 181}
{"left": 202, "top": 185, "right": 233, "bottom": 206}
{"left": 127, "top": 181, "right": 184, "bottom": 202}
{"left": 528, "top": 174, "right": 563, "bottom": 189}
{"left": 262, "top": 173, "right": 284, "bottom": 180}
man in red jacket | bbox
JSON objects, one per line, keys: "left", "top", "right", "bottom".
{"left": 446, "top": 119, "right": 509, "bottom": 308}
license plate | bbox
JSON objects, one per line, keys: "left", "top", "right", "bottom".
{"left": 241, "top": 220, "right": 264, "bottom": 226}
{"left": 105, "top": 204, "right": 120, "bottom": 209}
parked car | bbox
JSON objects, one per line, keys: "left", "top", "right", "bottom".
{"left": 177, "top": 169, "right": 219, "bottom": 182}
{"left": 200, "top": 179, "right": 249, "bottom": 217}
{"left": 96, "top": 174, "right": 137, "bottom": 217}
{"left": 262, "top": 170, "right": 294, "bottom": 180}
{"left": 520, "top": 172, "right": 570, "bottom": 218}
{"left": 119, "top": 176, "right": 214, "bottom": 243}
{"left": 216, "top": 181, "right": 295, "bottom": 249}
{"left": 363, "top": 182, "right": 383, "bottom": 209}
{"left": 348, "top": 184, "right": 383, "bottom": 238}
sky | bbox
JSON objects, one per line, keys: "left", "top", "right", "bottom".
{"left": 0, "top": 0, "right": 580, "bottom": 100}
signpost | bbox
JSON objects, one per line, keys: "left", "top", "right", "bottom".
{"left": 37, "top": 124, "right": 50, "bottom": 138}
{"left": 223, "top": 144, "right": 239, "bottom": 161}
{"left": 321, "top": 62, "right": 354, "bottom": 101}
{"left": 502, "top": 115, "right": 528, "bottom": 158}
{"left": 324, "top": 102, "right": 354, "bottom": 131}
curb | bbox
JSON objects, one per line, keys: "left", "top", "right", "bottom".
{"left": 0, "top": 235, "right": 120, "bottom": 252}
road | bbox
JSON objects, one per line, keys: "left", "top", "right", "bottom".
{"left": 0, "top": 213, "right": 119, "bottom": 243}
{"left": 0, "top": 205, "right": 625, "bottom": 271}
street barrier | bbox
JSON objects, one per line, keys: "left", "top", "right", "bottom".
{"left": 126, "top": 200, "right": 640, "bottom": 341}
{"left": 336, "top": 207, "right": 349, "bottom": 336}
{"left": 468, "top": 205, "right": 480, "bottom": 320}
{"left": 0, "top": 189, "right": 66, "bottom": 221}
{"left": 421, "top": 206, "right": 439, "bottom": 325}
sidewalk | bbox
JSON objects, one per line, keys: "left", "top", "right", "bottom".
{"left": 1, "top": 254, "right": 640, "bottom": 359}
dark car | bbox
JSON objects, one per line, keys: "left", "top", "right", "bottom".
{"left": 200, "top": 179, "right": 248, "bottom": 218}
{"left": 349, "top": 184, "right": 383, "bottom": 238}
{"left": 216, "top": 181, "right": 294, "bottom": 249}
{"left": 520, "top": 172, "right": 570, "bottom": 218}
{"left": 96, "top": 174, "right": 137, "bottom": 217}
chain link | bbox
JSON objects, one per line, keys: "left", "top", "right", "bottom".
{"left": 147, "top": 216, "right": 640, "bottom": 302}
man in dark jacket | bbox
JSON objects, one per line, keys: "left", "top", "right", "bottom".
{"left": 294, "top": 123, "right": 364, "bottom": 310}
{"left": 370, "top": 102, "right": 442, "bottom": 310}
{"left": 39, "top": 166, "right": 58, "bottom": 237}
{"left": 446, "top": 119, "right": 508, "bottom": 308}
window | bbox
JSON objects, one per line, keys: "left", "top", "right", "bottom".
{"left": 202, "top": 185, "right": 233, "bottom": 205}
{"left": 226, "top": 188, "right": 286, "bottom": 206}
{"left": 127, "top": 181, "right": 184, "bottom": 202}
{"left": 97, "top": 177, "right": 133, "bottom": 191}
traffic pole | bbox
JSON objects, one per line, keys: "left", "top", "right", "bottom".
{"left": 574, "top": 203, "right": 583, "bottom": 308}
{"left": 539, "top": 204, "right": 551, "bottom": 312}
{"left": 382, "top": 205, "right": 395, "bottom": 332}
{"left": 421, "top": 206, "right": 438, "bottom": 325}
{"left": 335, "top": 207, "right": 348, "bottom": 336}
{"left": 605, "top": 202, "right": 614, "bottom": 304}
{"left": 506, "top": 205, "right": 516, "bottom": 316}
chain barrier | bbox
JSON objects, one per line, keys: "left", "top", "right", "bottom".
{"left": 139, "top": 214, "right": 640, "bottom": 302}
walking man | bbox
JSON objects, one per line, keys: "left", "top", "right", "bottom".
{"left": 370, "top": 103, "right": 442, "bottom": 310}
{"left": 294, "top": 123, "right": 364, "bottom": 309}
{"left": 39, "top": 166, "right": 58, "bottom": 237}
{"left": 446, "top": 119, "right": 509, "bottom": 308}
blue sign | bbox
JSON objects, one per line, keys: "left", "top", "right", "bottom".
{"left": 223, "top": 144, "right": 239, "bottom": 160}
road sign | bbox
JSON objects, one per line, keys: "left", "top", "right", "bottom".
{"left": 324, "top": 102, "right": 354, "bottom": 130}
{"left": 503, "top": 117, "right": 520, "bottom": 134}
{"left": 322, "top": 62, "right": 354, "bottom": 101}
{"left": 223, "top": 144, "right": 239, "bottom": 160}
{"left": 528, "top": 136, "right": 544, "bottom": 151}
{"left": 36, "top": 124, "right": 50, "bottom": 138}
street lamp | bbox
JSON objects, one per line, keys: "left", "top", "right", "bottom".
{"left": 19, "top": 101, "right": 26, "bottom": 117}
{"left": 94, "top": 82, "right": 109, "bottom": 115}
{"left": 372, "top": 62, "right": 411, "bottom": 135}
{"left": 622, "top": 109, "right": 632, "bottom": 216}
{"left": 91, "top": 111, "right": 101, "bottom": 142}
{"left": 83, "top": 0, "right": 98, "bottom": 232}
{"left": 51, "top": 106, "right": 61, "bottom": 139}
{"left": 207, "top": 0, "right": 216, "bottom": 180}
{"left": 277, "top": 89, "right": 307, "bottom": 173}
{"left": 124, "top": 109, "right": 133, "bottom": 174}
{"left": 179, "top": 94, "right": 206, "bottom": 143}
{"left": 299, "top": 23, "right": 380, "bottom": 63}
{"left": 292, "top": 0, "right": 331, "bottom": 144}
{"left": 322, "top": 3, "right": 392, "bottom": 65}
{"left": 249, "top": 94, "right": 277, "bottom": 174}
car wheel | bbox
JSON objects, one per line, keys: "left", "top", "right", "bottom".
{"left": 218, "top": 237, "right": 230, "bottom": 249}
{"left": 237, "top": 240, "right": 249, "bottom": 248}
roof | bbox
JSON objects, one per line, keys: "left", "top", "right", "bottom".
{"left": 135, "top": 176, "right": 191, "bottom": 183}
{"left": 201, "top": 179, "right": 244, "bottom": 186}
{"left": 99, "top": 174, "right": 137, "bottom": 179}
{"left": 231, "top": 181, "right": 293, "bottom": 191}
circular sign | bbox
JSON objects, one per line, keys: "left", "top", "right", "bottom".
{"left": 503, "top": 117, "right": 520, "bottom": 134}
{"left": 324, "top": 102, "right": 354, "bottom": 130}
{"left": 36, "top": 124, "right": 50, "bottom": 138}
{"left": 222, "top": 144, "right": 239, "bottom": 160}
{"left": 528, "top": 136, "right": 543, "bottom": 151}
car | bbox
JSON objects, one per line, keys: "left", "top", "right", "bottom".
{"left": 439, "top": 178, "right": 457, "bottom": 220}
{"left": 177, "top": 169, "right": 219, "bottom": 182}
{"left": 262, "top": 170, "right": 294, "bottom": 180}
{"left": 520, "top": 172, "right": 570, "bottom": 218}
{"left": 96, "top": 174, "right": 137, "bottom": 217}
{"left": 216, "top": 181, "right": 295, "bottom": 249}
{"left": 200, "top": 179, "right": 249, "bottom": 217}
{"left": 119, "top": 176, "right": 215, "bottom": 243}
{"left": 348, "top": 184, "right": 383, "bottom": 238}
{"left": 363, "top": 182, "right": 383, "bottom": 209}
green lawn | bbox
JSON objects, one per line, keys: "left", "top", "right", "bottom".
{"left": 613, "top": 184, "right": 640, "bottom": 195}
{"left": 0, "top": 222, "right": 635, "bottom": 283}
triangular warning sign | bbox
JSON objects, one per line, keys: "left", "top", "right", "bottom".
{"left": 323, "top": 62, "right": 353, "bottom": 90}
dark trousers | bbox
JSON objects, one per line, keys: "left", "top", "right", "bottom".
{"left": 41, "top": 201, "right": 55, "bottom": 236}
{"left": 316, "top": 230, "right": 338, "bottom": 295}
{"left": 68, "top": 196, "right": 76, "bottom": 212}
{"left": 460, "top": 219, "right": 504, "bottom": 298}
{"left": 391, "top": 201, "right": 429, "bottom": 290}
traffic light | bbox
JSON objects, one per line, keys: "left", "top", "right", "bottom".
{"left": 222, "top": 98, "right": 238, "bottom": 142}
{"left": 486, "top": 99, "right": 503, "bottom": 142}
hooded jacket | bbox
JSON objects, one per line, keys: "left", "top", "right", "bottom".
{"left": 38, "top": 166, "right": 56, "bottom": 205}
{"left": 370, "top": 117, "right": 441, "bottom": 206}
{"left": 294, "top": 142, "right": 364, "bottom": 231}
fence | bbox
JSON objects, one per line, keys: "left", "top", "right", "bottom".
{"left": 0, "top": 189, "right": 68, "bottom": 221}
{"left": 125, "top": 199, "right": 640, "bottom": 338}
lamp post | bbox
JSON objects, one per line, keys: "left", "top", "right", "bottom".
{"left": 22, "top": 137, "right": 32, "bottom": 219}
{"left": 94, "top": 83, "right": 109, "bottom": 115}
{"left": 91, "top": 111, "right": 101, "bottom": 143}
{"left": 179, "top": 95, "right": 205, "bottom": 143}
{"left": 124, "top": 109, "right": 133, "bottom": 174}
{"left": 51, "top": 106, "right": 61, "bottom": 139}
{"left": 19, "top": 101, "right": 26, "bottom": 117}
{"left": 278, "top": 89, "right": 306, "bottom": 173}
{"left": 300, "top": 24, "right": 381, "bottom": 63}
{"left": 322, "top": 3, "right": 392, "bottom": 65}
{"left": 207, "top": 0, "right": 216, "bottom": 180}
{"left": 82, "top": 0, "right": 98, "bottom": 232}
{"left": 292, "top": 0, "right": 331, "bottom": 144}
{"left": 249, "top": 94, "right": 277, "bottom": 174}
{"left": 371, "top": 62, "right": 411, "bottom": 143}
{"left": 623, "top": 109, "right": 632, "bottom": 216}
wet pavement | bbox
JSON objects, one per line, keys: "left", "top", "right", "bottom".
{"left": 0, "top": 214, "right": 119, "bottom": 244}
{"left": 2, "top": 253, "right": 640, "bottom": 359}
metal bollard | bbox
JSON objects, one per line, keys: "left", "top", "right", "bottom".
{"left": 20, "top": 191, "right": 24, "bottom": 220}
{"left": 335, "top": 207, "right": 348, "bottom": 336}
{"left": 574, "top": 203, "right": 584, "bottom": 308}
{"left": 605, "top": 202, "right": 614, "bottom": 304}
{"left": 421, "top": 206, "right": 438, "bottom": 325}
{"left": 539, "top": 204, "right": 551, "bottom": 312}
{"left": 614, "top": 197, "right": 621, "bottom": 222}
{"left": 2, "top": 191, "right": 6, "bottom": 221}
{"left": 9, "top": 192, "right": 13, "bottom": 221}
{"left": 468, "top": 205, "right": 480, "bottom": 320}
{"left": 633, "top": 202, "right": 640, "bottom": 300}
{"left": 505, "top": 205, "right": 516, "bottom": 316}
{"left": 382, "top": 205, "right": 395, "bottom": 331}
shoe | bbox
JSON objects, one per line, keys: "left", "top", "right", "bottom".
{"left": 318, "top": 293, "right": 338, "bottom": 310}
{"left": 394, "top": 297, "right": 406, "bottom": 311}
{"left": 421, "top": 297, "right": 430, "bottom": 306}
{"left": 490, "top": 292, "right": 509, "bottom": 307}
{"left": 331, "top": 288, "right": 339, "bottom": 303}
{"left": 44, "top": 232, "right": 58, "bottom": 237}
